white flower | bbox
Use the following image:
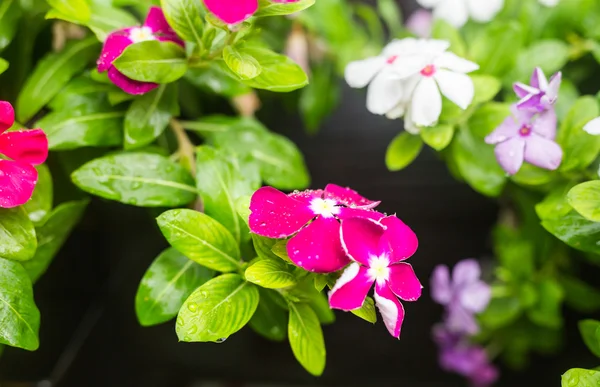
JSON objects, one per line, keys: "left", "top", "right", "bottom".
{"left": 417, "top": 0, "right": 504, "bottom": 27}
{"left": 584, "top": 117, "right": 600, "bottom": 135}
{"left": 538, "top": 0, "right": 559, "bottom": 6}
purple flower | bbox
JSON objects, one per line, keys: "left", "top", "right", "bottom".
{"left": 431, "top": 259, "right": 491, "bottom": 335}
{"left": 485, "top": 105, "right": 563, "bottom": 175}
{"left": 514, "top": 68, "right": 561, "bottom": 112}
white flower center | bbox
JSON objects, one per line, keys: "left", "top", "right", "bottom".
{"left": 129, "top": 27, "right": 155, "bottom": 43}
{"left": 309, "top": 198, "right": 340, "bottom": 218}
{"left": 367, "top": 255, "right": 391, "bottom": 285}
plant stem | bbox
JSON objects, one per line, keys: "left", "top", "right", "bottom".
{"left": 170, "top": 118, "right": 196, "bottom": 176}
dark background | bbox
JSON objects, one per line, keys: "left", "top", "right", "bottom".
{"left": 0, "top": 1, "right": 598, "bottom": 386}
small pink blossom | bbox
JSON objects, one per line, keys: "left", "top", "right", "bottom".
{"left": 513, "top": 67, "right": 561, "bottom": 112}
{"left": 406, "top": 9, "right": 433, "bottom": 38}
{"left": 328, "top": 217, "right": 421, "bottom": 338}
{"left": 0, "top": 101, "right": 48, "bottom": 208}
{"left": 97, "top": 7, "right": 184, "bottom": 95}
{"left": 204, "top": 0, "right": 300, "bottom": 25}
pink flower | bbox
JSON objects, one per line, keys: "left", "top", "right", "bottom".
{"left": 0, "top": 101, "right": 48, "bottom": 208}
{"left": 203, "top": 0, "right": 299, "bottom": 25}
{"left": 328, "top": 217, "right": 421, "bottom": 338}
{"left": 97, "top": 7, "right": 184, "bottom": 95}
{"left": 406, "top": 9, "right": 433, "bottom": 38}
{"left": 249, "top": 184, "right": 383, "bottom": 273}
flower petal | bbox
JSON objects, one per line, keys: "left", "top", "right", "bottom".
{"left": 532, "top": 108, "right": 557, "bottom": 139}
{"left": 431, "top": 265, "right": 452, "bottom": 305}
{"left": 466, "top": 0, "right": 504, "bottom": 22}
{"left": 434, "top": 69, "right": 474, "bottom": 110}
{"left": 344, "top": 57, "right": 386, "bottom": 89}
{"left": 446, "top": 304, "right": 479, "bottom": 335}
{"left": 287, "top": 216, "right": 349, "bottom": 273}
{"left": 340, "top": 217, "right": 385, "bottom": 266}
{"left": 531, "top": 67, "right": 549, "bottom": 91}
{"left": 107, "top": 66, "right": 158, "bottom": 95}
{"left": 406, "top": 9, "right": 433, "bottom": 38}
{"left": 416, "top": 0, "right": 443, "bottom": 7}
{"left": 584, "top": 117, "right": 600, "bottom": 135}
{"left": 434, "top": 52, "right": 479, "bottom": 73}
{"left": 484, "top": 115, "right": 520, "bottom": 145}
{"left": 0, "top": 129, "right": 48, "bottom": 165}
{"left": 249, "top": 186, "right": 314, "bottom": 238}
{"left": 0, "top": 101, "right": 15, "bottom": 134}
{"left": 411, "top": 77, "right": 442, "bottom": 126}
{"left": 97, "top": 32, "right": 132, "bottom": 72}
{"left": 524, "top": 134, "right": 563, "bottom": 171}
{"left": 433, "top": 0, "right": 469, "bottom": 27}
{"left": 144, "top": 6, "right": 177, "bottom": 37}
{"left": 516, "top": 92, "right": 543, "bottom": 111}
{"left": 459, "top": 280, "right": 491, "bottom": 313}
{"left": 203, "top": 0, "right": 258, "bottom": 24}
{"left": 328, "top": 263, "right": 374, "bottom": 310}
{"left": 374, "top": 283, "right": 405, "bottom": 338}
{"left": 337, "top": 207, "right": 386, "bottom": 222}
{"left": 387, "top": 263, "right": 422, "bottom": 301}
{"left": 324, "top": 184, "right": 379, "bottom": 208}
{"left": 513, "top": 82, "right": 539, "bottom": 98}
{"left": 378, "top": 215, "right": 418, "bottom": 262}
{"left": 366, "top": 70, "right": 405, "bottom": 115}
{"left": 0, "top": 160, "right": 38, "bottom": 208}
{"left": 494, "top": 136, "right": 525, "bottom": 175}
{"left": 452, "top": 258, "right": 481, "bottom": 286}
{"left": 545, "top": 71, "right": 562, "bottom": 103}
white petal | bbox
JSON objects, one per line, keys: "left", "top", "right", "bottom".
{"left": 417, "top": 0, "right": 443, "bottom": 7}
{"left": 420, "top": 39, "right": 451, "bottom": 54}
{"left": 434, "top": 69, "right": 474, "bottom": 109}
{"left": 539, "top": 0, "right": 559, "bottom": 6}
{"left": 389, "top": 55, "right": 430, "bottom": 79}
{"left": 386, "top": 103, "right": 406, "bottom": 119}
{"left": 383, "top": 38, "right": 417, "bottom": 56}
{"left": 366, "top": 70, "right": 405, "bottom": 115}
{"left": 344, "top": 57, "right": 386, "bottom": 88}
{"left": 411, "top": 77, "right": 442, "bottom": 126}
{"left": 466, "top": 0, "right": 504, "bottom": 22}
{"left": 404, "top": 108, "right": 421, "bottom": 134}
{"left": 434, "top": 51, "right": 479, "bottom": 73}
{"left": 433, "top": 0, "right": 469, "bottom": 28}
{"left": 584, "top": 117, "right": 600, "bottom": 135}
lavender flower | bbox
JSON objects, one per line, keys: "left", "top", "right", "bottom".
{"left": 514, "top": 68, "right": 561, "bottom": 112}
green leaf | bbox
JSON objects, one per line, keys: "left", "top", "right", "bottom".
{"left": 160, "top": 0, "right": 204, "bottom": 46}
{"left": 0, "top": 58, "right": 8, "bottom": 75}
{"left": 176, "top": 273, "right": 259, "bottom": 342}
{"left": 0, "top": 208, "right": 37, "bottom": 262}
{"left": 0, "top": 258, "right": 40, "bottom": 350}
{"left": 271, "top": 240, "right": 292, "bottom": 263}
{"left": 527, "top": 279, "right": 564, "bottom": 329}
{"left": 252, "top": 233, "right": 286, "bottom": 261}
{"left": 536, "top": 182, "right": 576, "bottom": 220}
{"left": 300, "top": 62, "right": 340, "bottom": 134}
{"left": 288, "top": 303, "right": 326, "bottom": 376}
{"left": 512, "top": 40, "right": 569, "bottom": 84}
{"left": 71, "top": 152, "right": 197, "bottom": 207}
{"left": 542, "top": 211, "right": 600, "bottom": 255}
{"left": 568, "top": 181, "right": 600, "bottom": 222}
{"left": 376, "top": 0, "right": 402, "bottom": 37}
{"left": 421, "top": 124, "right": 454, "bottom": 151}
{"left": 385, "top": 132, "right": 423, "bottom": 171}
{"left": 479, "top": 296, "right": 521, "bottom": 329}
{"left": 308, "top": 291, "right": 335, "bottom": 325}
{"left": 223, "top": 45, "right": 262, "bottom": 80}
{"left": 48, "top": 76, "right": 113, "bottom": 111}
{"left": 249, "top": 288, "right": 287, "bottom": 341}
{"left": 185, "top": 63, "right": 250, "bottom": 97}
{"left": 469, "top": 21, "right": 523, "bottom": 77}
{"left": 468, "top": 102, "right": 511, "bottom": 138}
{"left": 431, "top": 19, "right": 466, "bottom": 57}
{"left": 113, "top": 40, "right": 187, "bottom": 84}
{"left": 16, "top": 37, "right": 99, "bottom": 122}
{"left": 22, "top": 200, "right": 88, "bottom": 283}
{"left": 562, "top": 369, "right": 600, "bottom": 387}
{"left": 0, "top": 0, "right": 21, "bottom": 51}
{"left": 558, "top": 96, "right": 600, "bottom": 172}
{"left": 560, "top": 275, "right": 600, "bottom": 313}
{"left": 255, "top": 0, "right": 315, "bottom": 17}
{"left": 157, "top": 209, "right": 241, "bottom": 272}
{"left": 245, "top": 259, "right": 296, "bottom": 289}
{"left": 23, "top": 164, "right": 53, "bottom": 225}
{"left": 471, "top": 75, "right": 502, "bottom": 105}
{"left": 124, "top": 84, "right": 179, "bottom": 149}
{"left": 579, "top": 320, "right": 600, "bottom": 358}
{"left": 46, "top": 0, "right": 91, "bottom": 23}
{"left": 86, "top": 3, "right": 139, "bottom": 42}
{"left": 135, "top": 247, "right": 214, "bottom": 327}
{"left": 350, "top": 296, "right": 377, "bottom": 324}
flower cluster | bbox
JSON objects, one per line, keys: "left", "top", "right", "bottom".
{"left": 485, "top": 68, "right": 563, "bottom": 175}
{"left": 249, "top": 184, "right": 422, "bottom": 338}
{"left": 345, "top": 38, "right": 479, "bottom": 131}
{"left": 204, "top": 0, "right": 299, "bottom": 25}
{"left": 431, "top": 259, "right": 497, "bottom": 386}
{"left": 0, "top": 101, "right": 48, "bottom": 208}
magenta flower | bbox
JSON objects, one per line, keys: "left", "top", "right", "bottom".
{"left": 249, "top": 184, "right": 384, "bottom": 273}
{"left": 203, "top": 0, "right": 299, "bottom": 25}
{"left": 485, "top": 105, "right": 562, "bottom": 175}
{"left": 0, "top": 101, "right": 48, "bottom": 208}
{"left": 514, "top": 67, "right": 561, "bottom": 112}
{"left": 97, "top": 7, "right": 184, "bottom": 95}
{"left": 328, "top": 217, "right": 421, "bottom": 338}
{"left": 431, "top": 259, "right": 491, "bottom": 335}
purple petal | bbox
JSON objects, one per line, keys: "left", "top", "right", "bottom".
{"left": 452, "top": 259, "right": 481, "bottom": 287}
{"left": 530, "top": 67, "right": 548, "bottom": 90}
{"left": 374, "top": 282, "right": 405, "bottom": 338}
{"left": 431, "top": 265, "right": 452, "bottom": 305}
{"left": 324, "top": 184, "right": 380, "bottom": 208}
{"left": 545, "top": 72, "right": 562, "bottom": 104}
{"left": 328, "top": 263, "right": 374, "bottom": 310}
{"left": 513, "top": 82, "right": 538, "bottom": 98}
{"left": 516, "top": 93, "right": 543, "bottom": 111}
{"left": 524, "top": 134, "right": 563, "bottom": 171}
{"left": 532, "top": 108, "right": 557, "bottom": 140}
{"left": 287, "top": 217, "right": 349, "bottom": 273}
{"left": 470, "top": 363, "right": 499, "bottom": 387}
{"left": 0, "top": 160, "right": 38, "bottom": 208}
{"left": 446, "top": 304, "right": 480, "bottom": 335}
{"left": 107, "top": 66, "right": 158, "bottom": 95}
{"left": 459, "top": 281, "right": 491, "bottom": 313}
{"left": 249, "top": 186, "right": 314, "bottom": 238}
{"left": 378, "top": 215, "right": 418, "bottom": 263}
{"left": 494, "top": 137, "right": 525, "bottom": 175}
{"left": 0, "top": 129, "right": 48, "bottom": 165}
{"left": 97, "top": 32, "right": 132, "bottom": 72}
{"left": 340, "top": 217, "right": 385, "bottom": 266}
{"left": 387, "top": 263, "right": 422, "bottom": 301}
{"left": 484, "top": 116, "right": 520, "bottom": 145}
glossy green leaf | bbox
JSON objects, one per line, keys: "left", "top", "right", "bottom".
{"left": 86, "top": 4, "right": 139, "bottom": 42}
{"left": 567, "top": 181, "right": 600, "bottom": 222}
{"left": 307, "top": 291, "right": 335, "bottom": 325}
{"left": 176, "top": 273, "right": 259, "bottom": 342}
{"left": 421, "top": 124, "right": 454, "bottom": 151}
{"left": 48, "top": 76, "right": 113, "bottom": 111}
{"left": 16, "top": 37, "right": 99, "bottom": 122}
{"left": 160, "top": 0, "right": 204, "bottom": 46}
{"left": 271, "top": 239, "right": 292, "bottom": 263}
{"left": 223, "top": 46, "right": 262, "bottom": 80}
{"left": 113, "top": 41, "right": 187, "bottom": 84}
{"left": 255, "top": 0, "right": 315, "bottom": 17}
{"left": 245, "top": 258, "right": 296, "bottom": 289}
{"left": 469, "top": 21, "right": 523, "bottom": 77}
{"left": 24, "top": 164, "right": 53, "bottom": 225}
{"left": 22, "top": 200, "right": 88, "bottom": 283}
{"left": 0, "top": 0, "right": 21, "bottom": 51}
{"left": 557, "top": 96, "right": 600, "bottom": 172}
{"left": 157, "top": 209, "right": 241, "bottom": 272}
{"left": 288, "top": 303, "right": 326, "bottom": 376}
{"left": 185, "top": 63, "right": 250, "bottom": 97}
{"left": 124, "top": 84, "right": 179, "bottom": 149}
{"left": 467, "top": 102, "right": 510, "bottom": 138}
{"left": 561, "top": 368, "right": 600, "bottom": 387}
{"left": 249, "top": 288, "right": 287, "bottom": 341}
{"left": 350, "top": 296, "right": 377, "bottom": 324}
{"left": 542, "top": 211, "right": 600, "bottom": 255}
{"left": 0, "top": 208, "right": 37, "bottom": 262}
{"left": 512, "top": 40, "right": 569, "bottom": 83}
{"left": 135, "top": 247, "right": 214, "bottom": 327}
{"left": 46, "top": 0, "right": 91, "bottom": 23}
{"left": 536, "top": 182, "right": 576, "bottom": 220}
{"left": 579, "top": 319, "right": 600, "bottom": 358}
{"left": 72, "top": 153, "right": 196, "bottom": 207}
{"left": 386, "top": 132, "right": 423, "bottom": 171}
{"left": 0, "top": 58, "right": 8, "bottom": 75}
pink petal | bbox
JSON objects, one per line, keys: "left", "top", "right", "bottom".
{"left": 287, "top": 216, "right": 349, "bottom": 273}
{"left": 379, "top": 215, "right": 418, "bottom": 262}
{"left": 0, "top": 160, "right": 38, "bottom": 208}
{"left": 387, "top": 263, "right": 422, "bottom": 301}
{"left": 107, "top": 66, "right": 158, "bottom": 95}
{"left": 494, "top": 137, "right": 525, "bottom": 175}
{"left": 532, "top": 108, "right": 557, "bottom": 140}
{"left": 0, "top": 129, "right": 48, "bottom": 165}
{"left": 452, "top": 258, "right": 480, "bottom": 286}
{"left": 328, "top": 263, "right": 374, "bottom": 310}
{"left": 546, "top": 72, "right": 561, "bottom": 103}
{"left": 249, "top": 186, "right": 314, "bottom": 238}
{"left": 0, "top": 101, "right": 15, "bottom": 134}
{"left": 337, "top": 207, "right": 385, "bottom": 222}
{"left": 523, "top": 134, "right": 563, "bottom": 171}
{"left": 530, "top": 67, "right": 548, "bottom": 90}
{"left": 145, "top": 7, "right": 185, "bottom": 46}
{"left": 374, "top": 282, "right": 405, "bottom": 338}
{"left": 156, "top": 35, "right": 185, "bottom": 47}
{"left": 288, "top": 189, "right": 324, "bottom": 205}
{"left": 484, "top": 116, "right": 520, "bottom": 145}
{"left": 97, "top": 32, "right": 132, "bottom": 72}
{"left": 516, "top": 93, "right": 543, "bottom": 111}
{"left": 459, "top": 281, "right": 491, "bottom": 313}
{"left": 203, "top": 0, "right": 258, "bottom": 24}
{"left": 513, "top": 82, "right": 538, "bottom": 98}
{"left": 431, "top": 265, "right": 452, "bottom": 305}
{"left": 340, "top": 217, "right": 385, "bottom": 266}
{"left": 324, "top": 184, "right": 380, "bottom": 208}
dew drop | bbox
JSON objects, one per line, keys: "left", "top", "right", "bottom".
{"left": 214, "top": 337, "right": 227, "bottom": 343}
{"left": 187, "top": 302, "right": 198, "bottom": 313}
